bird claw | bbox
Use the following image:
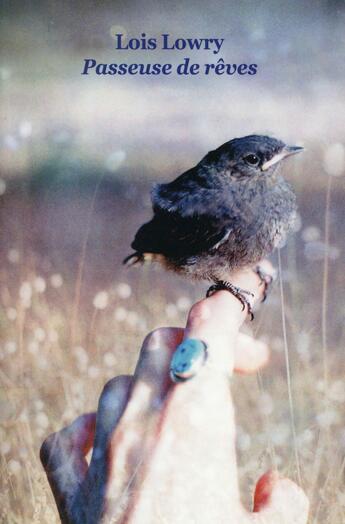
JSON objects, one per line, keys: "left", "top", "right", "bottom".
{"left": 206, "top": 280, "right": 255, "bottom": 321}
{"left": 254, "top": 266, "right": 274, "bottom": 302}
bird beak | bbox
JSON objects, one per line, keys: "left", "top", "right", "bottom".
{"left": 261, "top": 145, "right": 304, "bottom": 171}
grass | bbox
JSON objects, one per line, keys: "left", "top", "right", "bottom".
{"left": 0, "top": 151, "right": 345, "bottom": 523}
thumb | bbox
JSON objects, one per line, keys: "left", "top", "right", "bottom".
{"left": 252, "top": 470, "right": 309, "bottom": 524}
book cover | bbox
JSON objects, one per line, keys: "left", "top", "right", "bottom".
{"left": 1, "top": 1, "right": 344, "bottom": 522}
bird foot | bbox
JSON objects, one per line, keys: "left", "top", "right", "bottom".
{"left": 123, "top": 252, "right": 143, "bottom": 267}
{"left": 254, "top": 266, "right": 274, "bottom": 302}
{"left": 206, "top": 280, "right": 255, "bottom": 321}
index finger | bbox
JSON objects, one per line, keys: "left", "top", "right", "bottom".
{"left": 183, "top": 263, "right": 274, "bottom": 371}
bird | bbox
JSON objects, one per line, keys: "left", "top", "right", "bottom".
{"left": 123, "top": 135, "right": 303, "bottom": 318}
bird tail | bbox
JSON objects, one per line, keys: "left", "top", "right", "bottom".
{"left": 123, "top": 252, "right": 144, "bottom": 267}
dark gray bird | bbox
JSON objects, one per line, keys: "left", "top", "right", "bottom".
{"left": 124, "top": 135, "right": 303, "bottom": 317}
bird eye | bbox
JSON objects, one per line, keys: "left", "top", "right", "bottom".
{"left": 244, "top": 154, "right": 260, "bottom": 166}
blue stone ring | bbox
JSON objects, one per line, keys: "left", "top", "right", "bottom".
{"left": 170, "top": 338, "right": 208, "bottom": 383}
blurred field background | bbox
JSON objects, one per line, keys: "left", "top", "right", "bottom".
{"left": 1, "top": 0, "right": 345, "bottom": 522}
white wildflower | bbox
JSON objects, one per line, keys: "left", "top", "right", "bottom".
{"left": 50, "top": 273, "right": 63, "bottom": 288}
{"left": 8, "top": 248, "right": 20, "bottom": 264}
{"left": 93, "top": 291, "right": 109, "bottom": 310}
{"left": 19, "top": 281, "right": 32, "bottom": 308}
{"left": 19, "top": 121, "right": 32, "bottom": 138}
{"left": 73, "top": 346, "right": 89, "bottom": 371}
{"left": 116, "top": 282, "right": 131, "bottom": 299}
{"left": 103, "top": 352, "right": 117, "bottom": 367}
{"left": 271, "top": 423, "right": 290, "bottom": 446}
{"left": 296, "top": 429, "right": 314, "bottom": 447}
{"left": 35, "top": 412, "right": 49, "bottom": 429}
{"left": 292, "top": 212, "right": 302, "bottom": 232}
{"left": 316, "top": 409, "right": 340, "bottom": 428}
{"left": 296, "top": 331, "right": 311, "bottom": 362}
{"left": 8, "top": 459, "right": 21, "bottom": 474}
{"left": 4, "top": 135, "right": 18, "bottom": 150}
{"left": 304, "top": 241, "right": 340, "bottom": 261}
{"left": 18, "top": 410, "right": 28, "bottom": 423}
{"left": 62, "top": 408, "right": 75, "bottom": 422}
{"left": 328, "top": 380, "right": 345, "bottom": 403}
{"left": 88, "top": 366, "right": 100, "bottom": 378}
{"left": 35, "top": 400, "right": 44, "bottom": 411}
{"left": 105, "top": 150, "right": 126, "bottom": 172}
{"left": 33, "top": 276, "right": 46, "bottom": 293}
{"left": 34, "top": 327, "right": 46, "bottom": 342}
{"left": 126, "top": 311, "right": 138, "bottom": 326}
{"left": 71, "top": 380, "right": 84, "bottom": 396}
{"left": 165, "top": 303, "right": 178, "bottom": 318}
{"left": 176, "top": 296, "right": 192, "bottom": 312}
{"left": 5, "top": 341, "right": 17, "bottom": 354}
{"left": 323, "top": 143, "right": 345, "bottom": 177}
{"left": 114, "top": 307, "right": 127, "bottom": 322}
{"left": 301, "top": 226, "right": 320, "bottom": 243}
{"left": 337, "top": 492, "right": 345, "bottom": 506}
{"left": 258, "top": 392, "right": 274, "bottom": 416}
{"left": 28, "top": 341, "right": 39, "bottom": 354}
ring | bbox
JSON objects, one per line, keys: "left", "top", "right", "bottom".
{"left": 170, "top": 338, "right": 208, "bottom": 383}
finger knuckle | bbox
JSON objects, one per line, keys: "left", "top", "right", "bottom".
{"left": 188, "top": 301, "right": 211, "bottom": 323}
{"left": 39, "top": 432, "right": 59, "bottom": 467}
{"left": 99, "top": 375, "right": 131, "bottom": 406}
{"left": 143, "top": 327, "right": 166, "bottom": 349}
{"left": 101, "top": 377, "right": 123, "bottom": 400}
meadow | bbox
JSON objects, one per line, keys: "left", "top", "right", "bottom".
{"left": 0, "top": 140, "right": 345, "bottom": 523}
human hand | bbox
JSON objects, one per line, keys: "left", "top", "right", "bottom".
{"left": 40, "top": 262, "right": 309, "bottom": 523}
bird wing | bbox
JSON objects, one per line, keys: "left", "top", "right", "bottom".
{"left": 131, "top": 209, "right": 230, "bottom": 261}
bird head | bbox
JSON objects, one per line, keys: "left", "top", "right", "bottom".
{"left": 203, "top": 135, "right": 304, "bottom": 180}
